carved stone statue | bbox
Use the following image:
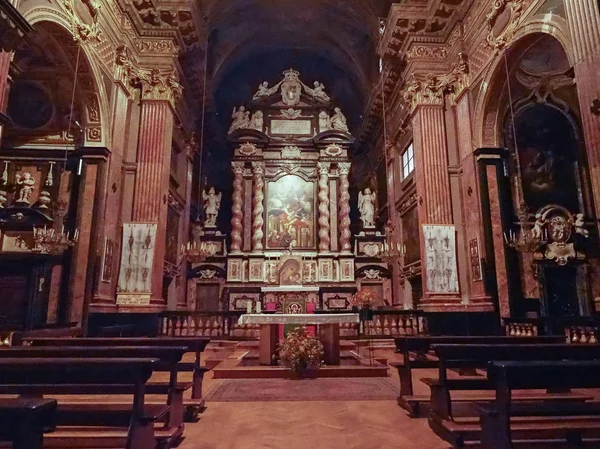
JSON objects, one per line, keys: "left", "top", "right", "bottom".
{"left": 15, "top": 172, "right": 35, "bottom": 204}
{"left": 358, "top": 188, "right": 377, "bottom": 228}
{"left": 530, "top": 212, "right": 544, "bottom": 240}
{"left": 330, "top": 107, "right": 349, "bottom": 132}
{"left": 319, "top": 111, "right": 331, "bottom": 132}
{"left": 304, "top": 81, "right": 330, "bottom": 102}
{"left": 250, "top": 110, "right": 264, "bottom": 131}
{"left": 228, "top": 106, "right": 250, "bottom": 134}
{"left": 252, "top": 81, "right": 280, "bottom": 100}
{"left": 202, "top": 187, "right": 222, "bottom": 228}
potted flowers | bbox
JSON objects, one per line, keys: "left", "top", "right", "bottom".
{"left": 351, "top": 289, "right": 378, "bottom": 321}
{"left": 278, "top": 326, "right": 324, "bottom": 376}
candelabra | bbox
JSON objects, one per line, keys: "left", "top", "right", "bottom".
{"left": 503, "top": 211, "right": 548, "bottom": 253}
{"left": 381, "top": 222, "right": 405, "bottom": 268}
{"left": 180, "top": 240, "right": 219, "bottom": 263}
{"left": 32, "top": 226, "right": 79, "bottom": 254}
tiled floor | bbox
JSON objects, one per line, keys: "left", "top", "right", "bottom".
{"left": 177, "top": 345, "right": 449, "bottom": 449}
{"left": 178, "top": 400, "right": 449, "bottom": 449}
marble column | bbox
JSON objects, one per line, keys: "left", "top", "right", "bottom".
{"left": 317, "top": 162, "right": 331, "bottom": 252}
{"left": 338, "top": 162, "right": 352, "bottom": 253}
{"left": 251, "top": 162, "right": 265, "bottom": 252}
{"left": 231, "top": 161, "right": 245, "bottom": 253}
{"left": 564, "top": 0, "right": 600, "bottom": 229}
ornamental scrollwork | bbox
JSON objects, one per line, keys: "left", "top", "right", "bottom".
{"left": 485, "top": 0, "right": 525, "bottom": 52}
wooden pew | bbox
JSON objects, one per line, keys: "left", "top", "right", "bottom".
{"left": 391, "top": 336, "right": 565, "bottom": 416}
{"left": 0, "top": 346, "right": 189, "bottom": 429}
{"left": 25, "top": 336, "right": 211, "bottom": 417}
{"left": 427, "top": 344, "right": 600, "bottom": 448}
{"left": 480, "top": 360, "right": 600, "bottom": 448}
{"left": 0, "top": 357, "right": 175, "bottom": 449}
{"left": 10, "top": 325, "right": 82, "bottom": 346}
{"left": 0, "top": 398, "right": 57, "bottom": 449}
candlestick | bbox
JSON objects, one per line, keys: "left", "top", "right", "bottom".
{"left": 256, "top": 301, "right": 262, "bottom": 313}
{"left": 246, "top": 302, "right": 252, "bottom": 314}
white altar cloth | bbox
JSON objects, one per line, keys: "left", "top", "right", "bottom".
{"left": 238, "top": 313, "right": 359, "bottom": 326}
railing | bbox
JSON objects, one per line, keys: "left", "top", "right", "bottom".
{"left": 158, "top": 310, "right": 428, "bottom": 339}
{"left": 503, "top": 316, "right": 600, "bottom": 344}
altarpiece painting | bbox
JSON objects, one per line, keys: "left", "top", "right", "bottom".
{"left": 266, "top": 175, "right": 315, "bottom": 249}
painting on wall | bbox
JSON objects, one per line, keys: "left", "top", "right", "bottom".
{"left": 165, "top": 206, "right": 179, "bottom": 266}
{"left": 402, "top": 206, "right": 420, "bottom": 264}
{"left": 508, "top": 104, "right": 580, "bottom": 212}
{"left": 266, "top": 175, "right": 315, "bottom": 249}
{"left": 279, "top": 255, "right": 303, "bottom": 285}
{"left": 469, "top": 238, "right": 482, "bottom": 282}
{"left": 423, "top": 225, "right": 459, "bottom": 294}
{"left": 116, "top": 223, "right": 158, "bottom": 305}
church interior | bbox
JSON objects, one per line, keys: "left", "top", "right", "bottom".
{"left": 1, "top": 0, "right": 600, "bottom": 448}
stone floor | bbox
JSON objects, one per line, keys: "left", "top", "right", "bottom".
{"left": 177, "top": 343, "right": 450, "bottom": 449}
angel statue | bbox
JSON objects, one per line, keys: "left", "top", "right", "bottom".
{"left": 252, "top": 80, "right": 282, "bottom": 100}
{"left": 358, "top": 188, "right": 377, "bottom": 228}
{"left": 304, "top": 81, "right": 330, "bottom": 102}
{"left": 15, "top": 172, "right": 35, "bottom": 204}
{"left": 228, "top": 106, "right": 250, "bottom": 134}
{"left": 202, "top": 187, "right": 222, "bottom": 228}
{"left": 330, "top": 107, "right": 349, "bottom": 132}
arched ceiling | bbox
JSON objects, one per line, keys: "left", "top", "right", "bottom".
{"left": 202, "top": 0, "right": 393, "bottom": 133}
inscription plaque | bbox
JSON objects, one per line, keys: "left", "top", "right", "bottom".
{"left": 270, "top": 119, "right": 312, "bottom": 135}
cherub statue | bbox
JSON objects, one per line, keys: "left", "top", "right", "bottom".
{"left": 358, "top": 188, "right": 377, "bottom": 228}
{"left": 252, "top": 80, "right": 281, "bottom": 100}
{"left": 330, "top": 107, "right": 349, "bottom": 132}
{"left": 304, "top": 81, "right": 330, "bottom": 102}
{"left": 573, "top": 213, "right": 589, "bottom": 238}
{"left": 15, "top": 172, "right": 35, "bottom": 204}
{"left": 530, "top": 212, "right": 545, "bottom": 240}
{"left": 228, "top": 106, "right": 250, "bottom": 134}
{"left": 202, "top": 187, "right": 222, "bottom": 228}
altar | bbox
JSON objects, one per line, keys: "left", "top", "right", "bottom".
{"left": 238, "top": 313, "right": 359, "bottom": 365}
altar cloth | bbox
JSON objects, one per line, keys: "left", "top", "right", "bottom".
{"left": 238, "top": 313, "right": 359, "bottom": 326}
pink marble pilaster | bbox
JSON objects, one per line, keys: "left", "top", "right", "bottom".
{"left": 455, "top": 93, "right": 492, "bottom": 306}
{"left": 0, "top": 52, "right": 13, "bottom": 144}
{"left": 132, "top": 100, "right": 174, "bottom": 304}
{"left": 412, "top": 105, "right": 461, "bottom": 308}
{"left": 564, "top": 0, "right": 600, "bottom": 235}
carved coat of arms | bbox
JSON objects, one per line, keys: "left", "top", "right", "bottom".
{"left": 281, "top": 69, "right": 302, "bottom": 106}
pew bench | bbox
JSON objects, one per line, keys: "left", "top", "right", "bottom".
{"left": 427, "top": 344, "right": 600, "bottom": 447}
{"left": 479, "top": 360, "right": 600, "bottom": 449}
{"left": 0, "top": 398, "right": 57, "bottom": 449}
{"left": 25, "top": 336, "right": 211, "bottom": 419}
{"left": 391, "top": 336, "right": 565, "bottom": 417}
{"left": 0, "top": 345, "right": 191, "bottom": 429}
{"left": 0, "top": 357, "right": 178, "bottom": 449}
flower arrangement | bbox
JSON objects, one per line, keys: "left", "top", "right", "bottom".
{"left": 278, "top": 326, "right": 324, "bottom": 372}
{"left": 351, "top": 289, "right": 378, "bottom": 309}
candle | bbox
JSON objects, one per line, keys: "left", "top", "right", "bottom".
{"left": 256, "top": 301, "right": 262, "bottom": 313}
{"left": 246, "top": 302, "right": 252, "bottom": 314}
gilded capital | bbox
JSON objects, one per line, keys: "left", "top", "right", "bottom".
{"left": 232, "top": 161, "right": 245, "bottom": 174}
{"left": 251, "top": 161, "right": 265, "bottom": 175}
{"left": 138, "top": 67, "right": 184, "bottom": 105}
{"left": 317, "top": 162, "right": 331, "bottom": 175}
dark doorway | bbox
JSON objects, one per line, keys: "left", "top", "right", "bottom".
{"left": 540, "top": 264, "right": 580, "bottom": 320}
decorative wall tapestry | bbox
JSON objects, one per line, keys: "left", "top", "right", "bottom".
{"left": 117, "top": 223, "right": 158, "bottom": 305}
{"left": 266, "top": 175, "right": 315, "bottom": 249}
{"left": 423, "top": 225, "right": 459, "bottom": 294}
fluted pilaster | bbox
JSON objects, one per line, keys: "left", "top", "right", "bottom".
{"left": 412, "top": 105, "right": 452, "bottom": 224}
{"left": 251, "top": 162, "right": 265, "bottom": 252}
{"left": 132, "top": 101, "right": 174, "bottom": 221}
{"left": 131, "top": 99, "right": 174, "bottom": 301}
{"left": 338, "top": 162, "right": 352, "bottom": 253}
{"left": 317, "top": 162, "right": 331, "bottom": 252}
{"left": 564, "top": 0, "right": 600, "bottom": 62}
{"left": 231, "top": 162, "right": 245, "bottom": 253}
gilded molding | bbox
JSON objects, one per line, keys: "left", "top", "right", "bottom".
{"left": 112, "top": 44, "right": 183, "bottom": 106}
{"left": 485, "top": 0, "right": 525, "bottom": 52}
{"left": 402, "top": 53, "right": 469, "bottom": 110}
{"left": 60, "top": 0, "right": 102, "bottom": 43}
{"left": 406, "top": 44, "right": 447, "bottom": 61}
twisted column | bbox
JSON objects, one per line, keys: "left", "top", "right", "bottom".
{"left": 230, "top": 162, "right": 245, "bottom": 253}
{"left": 338, "top": 162, "right": 352, "bottom": 253}
{"left": 251, "top": 162, "right": 265, "bottom": 252}
{"left": 317, "top": 162, "right": 331, "bottom": 252}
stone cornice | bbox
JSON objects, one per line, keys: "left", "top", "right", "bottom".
{"left": 0, "top": 0, "right": 33, "bottom": 51}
